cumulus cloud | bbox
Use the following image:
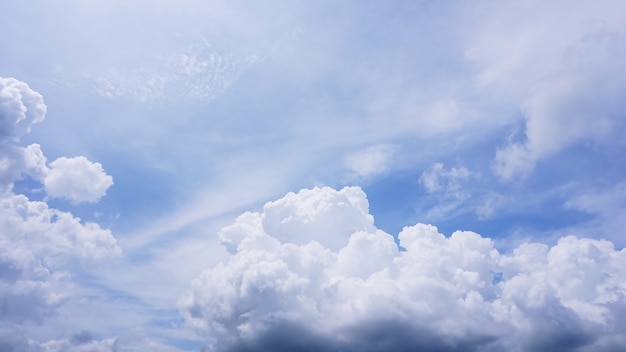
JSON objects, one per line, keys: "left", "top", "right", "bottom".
{"left": 181, "top": 186, "right": 626, "bottom": 352}
{"left": 0, "top": 77, "right": 114, "bottom": 204}
{"left": 44, "top": 156, "right": 113, "bottom": 204}
{"left": 0, "top": 194, "right": 121, "bottom": 324}
{"left": 0, "top": 77, "right": 120, "bottom": 350}
{"left": 0, "top": 77, "right": 46, "bottom": 142}
{"left": 0, "top": 194, "right": 121, "bottom": 350}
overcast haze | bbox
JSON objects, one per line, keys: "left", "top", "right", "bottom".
{"left": 1, "top": 1, "right": 626, "bottom": 351}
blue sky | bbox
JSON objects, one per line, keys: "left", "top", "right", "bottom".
{"left": 2, "top": 1, "right": 626, "bottom": 351}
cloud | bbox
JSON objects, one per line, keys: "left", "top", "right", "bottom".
{"left": 0, "top": 77, "right": 121, "bottom": 350}
{"left": 38, "top": 334, "right": 116, "bottom": 352}
{"left": 0, "top": 193, "right": 121, "bottom": 349}
{"left": 472, "top": 2, "right": 626, "bottom": 179}
{"left": 0, "top": 78, "right": 113, "bottom": 204}
{"left": 0, "top": 77, "right": 46, "bottom": 143}
{"left": 0, "top": 193, "right": 121, "bottom": 322}
{"left": 90, "top": 42, "right": 258, "bottom": 103}
{"left": 181, "top": 186, "right": 626, "bottom": 351}
{"left": 418, "top": 162, "right": 474, "bottom": 220}
{"left": 257, "top": 186, "right": 374, "bottom": 252}
{"left": 419, "top": 162, "right": 471, "bottom": 194}
{"left": 344, "top": 144, "right": 395, "bottom": 180}
{"left": 44, "top": 156, "right": 113, "bottom": 204}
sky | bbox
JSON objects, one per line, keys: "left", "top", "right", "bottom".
{"left": 1, "top": 0, "right": 626, "bottom": 351}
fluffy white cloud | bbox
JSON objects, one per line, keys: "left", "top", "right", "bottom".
{"left": 181, "top": 186, "right": 626, "bottom": 351}
{"left": 0, "top": 77, "right": 113, "bottom": 204}
{"left": 44, "top": 156, "right": 113, "bottom": 204}
{"left": 259, "top": 186, "right": 374, "bottom": 251}
{"left": 0, "top": 77, "right": 46, "bottom": 142}
{"left": 0, "top": 77, "right": 121, "bottom": 350}
{"left": 418, "top": 162, "right": 474, "bottom": 220}
{"left": 0, "top": 193, "right": 121, "bottom": 323}
{"left": 0, "top": 192, "right": 122, "bottom": 349}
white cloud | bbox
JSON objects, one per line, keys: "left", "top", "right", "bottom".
{"left": 475, "top": 192, "right": 508, "bottom": 220}
{"left": 44, "top": 156, "right": 113, "bottom": 204}
{"left": 419, "top": 162, "right": 470, "bottom": 194}
{"left": 181, "top": 186, "right": 626, "bottom": 351}
{"left": 0, "top": 77, "right": 46, "bottom": 142}
{"left": 0, "top": 78, "right": 112, "bottom": 205}
{"left": 22, "top": 144, "right": 48, "bottom": 181}
{"left": 0, "top": 192, "right": 121, "bottom": 271}
{"left": 344, "top": 144, "right": 395, "bottom": 180}
{"left": 471, "top": 1, "right": 626, "bottom": 179}
{"left": 259, "top": 186, "right": 374, "bottom": 252}
{"left": 418, "top": 162, "right": 473, "bottom": 220}
{"left": 0, "top": 145, "right": 25, "bottom": 192}
{"left": 0, "top": 193, "right": 121, "bottom": 350}
{"left": 0, "top": 77, "right": 121, "bottom": 350}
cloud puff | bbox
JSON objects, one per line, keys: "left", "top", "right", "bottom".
{"left": 181, "top": 186, "right": 626, "bottom": 352}
{"left": 0, "top": 191, "right": 121, "bottom": 349}
{"left": 0, "top": 77, "right": 46, "bottom": 143}
{"left": 44, "top": 156, "right": 114, "bottom": 204}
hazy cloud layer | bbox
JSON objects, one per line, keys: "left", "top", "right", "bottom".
{"left": 181, "top": 186, "right": 626, "bottom": 351}
{"left": 480, "top": 1, "right": 626, "bottom": 179}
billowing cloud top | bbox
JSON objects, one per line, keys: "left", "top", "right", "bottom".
{"left": 180, "top": 186, "right": 626, "bottom": 352}
{"left": 0, "top": 77, "right": 46, "bottom": 142}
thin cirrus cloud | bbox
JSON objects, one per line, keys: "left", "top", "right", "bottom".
{"left": 180, "top": 187, "right": 626, "bottom": 352}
